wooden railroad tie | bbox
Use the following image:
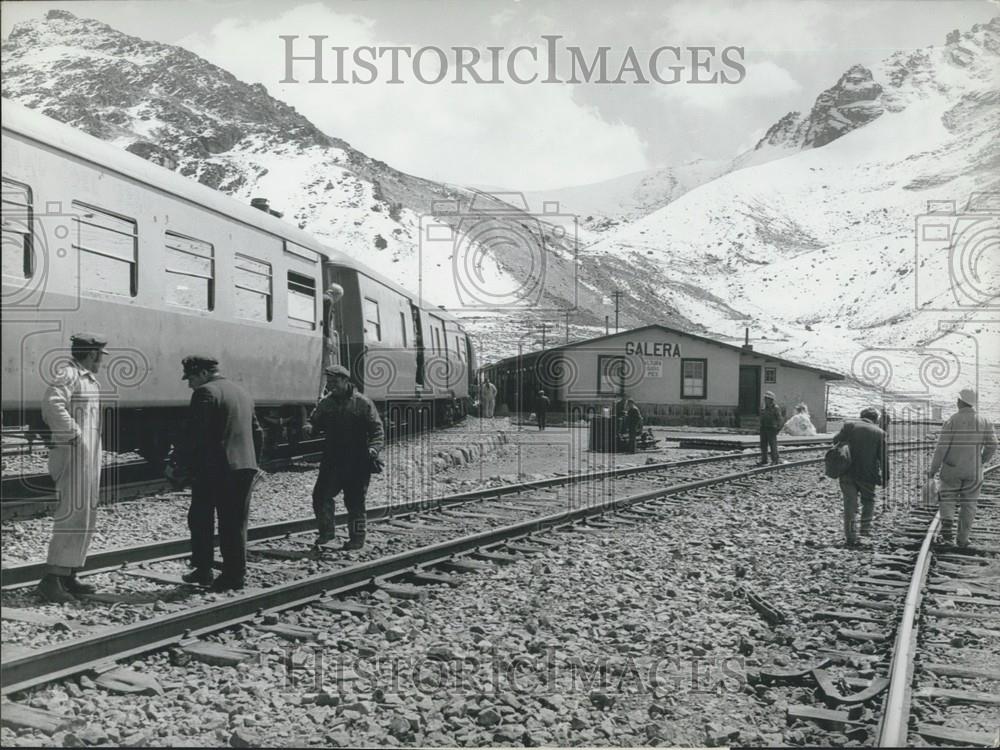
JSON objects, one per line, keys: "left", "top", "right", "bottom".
{"left": 914, "top": 686, "right": 1000, "bottom": 706}
{"left": 255, "top": 623, "right": 319, "bottom": 642}
{"left": 405, "top": 570, "right": 462, "bottom": 587}
{"left": 311, "top": 599, "right": 370, "bottom": 617}
{"left": 916, "top": 724, "right": 999, "bottom": 747}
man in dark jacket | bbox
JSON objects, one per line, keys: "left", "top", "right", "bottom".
{"left": 832, "top": 407, "right": 886, "bottom": 547}
{"left": 175, "top": 355, "right": 262, "bottom": 591}
{"left": 624, "top": 399, "right": 643, "bottom": 453}
{"left": 758, "top": 391, "right": 783, "bottom": 465}
{"left": 305, "top": 365, "right": 384, "bottom": 550}
{"left": 536, "top": 389, "right": 550, "bottom": 431}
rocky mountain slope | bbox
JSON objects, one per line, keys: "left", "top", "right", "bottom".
{"left": 588, "top": 17, "right": 1000, "bottom": 412}
{"left": 1, "top": 10, "right": 706, "bottom": 355}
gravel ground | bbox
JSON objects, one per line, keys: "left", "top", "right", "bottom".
{"left": 1, "top": 450, "right": 942, "bottom": 747}
{"left": 1, "top": 449, "right": 144, "bottom": 478}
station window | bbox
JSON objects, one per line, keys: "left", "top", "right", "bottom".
{"left": 364, "top": 297, "right": 381, "bottom": 341}
{"left": 681, "top": 358, "right": 707, "bottom": 399}
{"left": 165, "top": 232, "right": 214, "bottom": 311}
{"left": 764, "top": 367, "right": 777, "bottom": 384}
{"left": 72, "top": 201, "right": 137, "bottom": 297}
{"left": 287, "top": 271, "right": 316, "bottom": 330}
{"left": 1, "top": 178, "right": 33, "bottom": 281}
{"left": 597, "top": 355, "right": 625, "bottom": 395}
{"left": 399, "top": 311, "right": 408, "bottom": 347}
{"left": 234, "top": 254, "right": 272, "bottom": 322}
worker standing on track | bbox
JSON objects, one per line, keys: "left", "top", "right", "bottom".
{"left": 175, "top": 355, "right": 262, "bottom": 591}
{"left": 480, "top": 378, "right": 497, "bottom": 419}
{"left": 758, "top": 391, "right": 784, "bottom": 465}
{"left": 832, "top": 407, "right": 886, "bottom": 548}
{"left": 37, "top": 333, "right": 107, "bottom": 603}
{"left": 304, "top": 365, "right": 384, "bottom": 550}
{"left": 927, "top": 388, "right": 997, "bottom": 548}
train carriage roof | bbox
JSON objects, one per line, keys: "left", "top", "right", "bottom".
{"left": 0, "top": 99, "right": 465, "bottom": 328}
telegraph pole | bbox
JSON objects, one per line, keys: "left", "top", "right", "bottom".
{"left": 565, "top": 311, "right": 570, "bottom": 343}
{"left": 539, "top": 322, "right": 550, "bottom": 349}
{"left": 605, "top": 315, "right": 609, "bottom": 335}
{"left": 612, "top": 290, "right": 623, "bottom": 333}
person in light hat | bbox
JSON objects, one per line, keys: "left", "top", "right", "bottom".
{"left": 303, "top": 364, "right": 384, "bottom": 550}
{"left": 927, "top": 387, "right": 997, "bottom": 547}
{"left": 757, "top": 390, "right": 784, "bottom": 466}
{"left": 37, "top": 333, "right": 108, "bottom": 603}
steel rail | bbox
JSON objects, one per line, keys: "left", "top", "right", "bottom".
{"left": 1, "top": 443, "right": 865, "bottom": 588}
{"left": 1, "top": 459, "right": 844, "bottom": 695}
{"left": 876, "top": 464, "right": 1000, "bottom": 746}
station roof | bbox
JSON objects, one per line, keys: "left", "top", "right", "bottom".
{"left": 483, "top": 324, "right": 844, "bottom": 380}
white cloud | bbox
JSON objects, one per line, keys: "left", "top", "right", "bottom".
{"left": 657, "top": 59, "right": 802, "bottom": 111}
{"left": 180, "top": 2, "right": 648, "bottom": 190}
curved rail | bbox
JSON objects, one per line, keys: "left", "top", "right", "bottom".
{"left": 876, "top": 464, "right": 999, "bottom": 746}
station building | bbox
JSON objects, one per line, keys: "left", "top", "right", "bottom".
{"left": 479, "top": 325, "right": 843, "bottom": 431}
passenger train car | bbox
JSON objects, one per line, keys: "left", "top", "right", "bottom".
{"left": 1, "top": 101, "right": 474, "bottom": 461}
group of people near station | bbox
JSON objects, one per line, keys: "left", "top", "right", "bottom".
{"left": 760, "top": 388, "right": 997, "bottom": 549}
{"left": 36, "top": 333, "right": 383, "bottom": 603}
{"left": 31, "top": 332, "right": 999, "bottom": 602}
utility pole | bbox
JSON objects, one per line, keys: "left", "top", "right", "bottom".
{"left": 565, "top": 311, "right": 570, "bottom": 343}
{"left": 605, "top": 315, "right": 609, "bottom": 335}
{"left": 539, "top": 322, "right": 550, "bottom": 349}
{"left": 612, "top": 290, "right": 623, "bottom": 333}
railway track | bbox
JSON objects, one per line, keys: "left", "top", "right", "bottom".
{"left": 759, "top": 467, "right": 999, "bottom": 747}
{"left": 2, "top": 444, "right": 936, "bottom": 702}
{"left": 2, "top": 443, "right": 919, "bottom": 590}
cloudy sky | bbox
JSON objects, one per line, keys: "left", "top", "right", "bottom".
{"left": 3, "top": 0, "right": 997, "bottom": 189}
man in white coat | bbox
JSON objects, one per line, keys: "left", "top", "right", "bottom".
{"left": 481, "top": 379, "right": 497, "bottom": 419}
{"left": 37, "top": 333, "right": 107, "bottom": 603}
{"left": 927, "top": 387, "right": 997, "bottom": 548}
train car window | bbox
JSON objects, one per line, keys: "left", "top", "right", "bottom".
{"left": 363, "top": 297, "right": 381, "bottom": 341}
{"left": 234, "top": 253, "right": 273, "bottom": 322}
{"left": 165, "top": 232, "right": 214, "bottom": 311}
{"left": 1, "top": 178, "right": 33, "bottom": 280}
{"left": 681, "top": 358, "right": 707, "bottom": 399}
{"left": 287, "top": 271, "right": 316, "bottom": 330}
{"left": 71, "top": 201, "right": 138, "bottom": 297}
{"left": 399, "top": 311, "right": 408, "bottom": 347}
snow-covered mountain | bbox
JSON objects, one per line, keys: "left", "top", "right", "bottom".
{"left": 1, "top": 10, "right": 706, "bottom": 357}
{"left": 587, "top": 17, "right": 1000, "bottom": 413}
{"left": 2, "top": 10, "right": 998, "bottom": 413}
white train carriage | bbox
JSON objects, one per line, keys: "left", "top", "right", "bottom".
{"left": 1, "top": 100, "right": 472, "bottom": 459}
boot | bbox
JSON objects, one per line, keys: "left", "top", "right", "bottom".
{"left": 64, "top": 572, "right": 96, "bottom": 595}
{"left": 38, "top": 574, "right": 77, "bottom": 604}
{"left": 939, "top": 519, "right": 955, "bottom": 545}
{"left": 182, "top": 568, "right": 214, "bottom": 586}
{"left": 342, "top": 516, "right": 366, "bottom": 550}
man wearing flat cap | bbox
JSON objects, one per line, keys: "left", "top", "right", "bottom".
{"left": 37, "top": 333, "right": 108, "bottom": 602}
{"left": 927, "top": 387, "right": 997, "bottom": 548}
{"left": 303, "top": 364, "right": 384, "bottom": 550}
{"left": 173, "top": 355, "right": 262, "bottom": 591}
{"left": 758, "top": 391, "right": 784, "bottom": 466}
{"left": 832, "top": 407, "right": 886, "bottom": 547}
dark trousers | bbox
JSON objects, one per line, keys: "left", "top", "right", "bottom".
{"left": 840, "top": 476, "right": 876, "bottom": 542}
{"left": 312, "top": 462, "right": 370, "bottom": 540}
{"left": 189, "top": 469, "right": 257, "bottom": 581}
{"left": 627, "top": 426, "right": 638, "bottom": 453}
{"left": 759, "top": 431, "right": 779, "bottom": 463}
{"left": 538, "top": 410, "right": 547, "bottom": 431}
